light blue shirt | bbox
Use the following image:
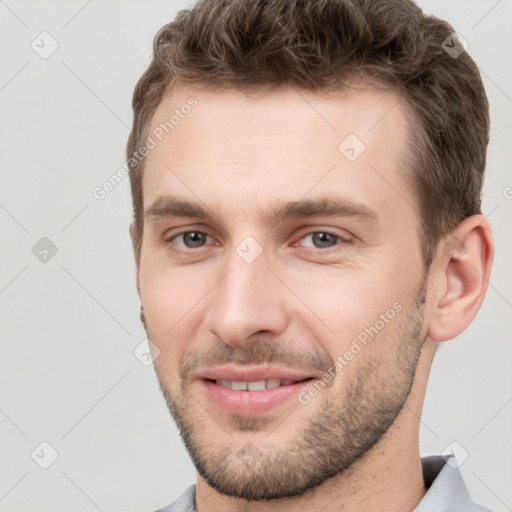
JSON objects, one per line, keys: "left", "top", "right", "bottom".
{"left": 155, "top": 455, "right": 493, "bottom": 512}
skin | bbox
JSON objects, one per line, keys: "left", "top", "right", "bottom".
{"left": 132, "top": 84, "right": 493, "bottom": 512}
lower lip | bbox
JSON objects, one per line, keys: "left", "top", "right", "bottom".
{"left": 200, "top": 379, "right": 313, "bottom": 415}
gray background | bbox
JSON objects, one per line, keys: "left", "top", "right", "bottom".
{"left": 1, "top": 1, "right": 511, "bottom": 511}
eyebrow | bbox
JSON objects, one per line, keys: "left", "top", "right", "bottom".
{"left": 270, "top": 197, "right": 379, "bottom": 223}
{"left": 145, "top": 196, "right": 209, "bottom": 219}
{"left": 145, "top": 194, "right": 380, "bottom": 224}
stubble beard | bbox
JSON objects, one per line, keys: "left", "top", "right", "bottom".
{"left": 153, "top": 286, "right": 427, "bottom": 500}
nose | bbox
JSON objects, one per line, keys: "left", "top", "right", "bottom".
{"left": 204, "top": 247, "right": 289, "bottom": 347}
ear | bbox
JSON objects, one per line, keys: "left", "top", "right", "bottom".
{"left": 129, "top": 223, "right": 141, "bottom": 297}
{"left": 427, "top": 215, "right": 494, "bottom": 342}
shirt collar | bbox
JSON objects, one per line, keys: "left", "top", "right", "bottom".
{"left": 413, "top": 455, "right": 490, "bottom": 512}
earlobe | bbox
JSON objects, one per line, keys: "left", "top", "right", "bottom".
{"left": 427, "top": 215, "right": 494, "bottom": 342}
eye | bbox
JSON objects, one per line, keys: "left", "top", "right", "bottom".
{"left": 298, "top": 231, "right": 345, "bottom": 249}
{"left": 170, "top": 231, "right": 212, "bottom": 248}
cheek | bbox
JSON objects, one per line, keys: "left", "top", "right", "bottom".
{"left": 139, "top": 265, "right": 194, "bottom": 339}
{"left": 139, "top": 263, "right": 216, "bottom": 365}
{"left": 295, "top": 267, "right": 412, "bottom": 358}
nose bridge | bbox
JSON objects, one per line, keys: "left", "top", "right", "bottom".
{"left": 205, "top": 241, "right": 288, "bottom": 346}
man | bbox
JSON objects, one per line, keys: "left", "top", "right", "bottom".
{"left": 127, "top": 0, "right": 494, "bottom": 510}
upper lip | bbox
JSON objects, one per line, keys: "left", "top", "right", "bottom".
{"left": 195, "top": 365, "right": 316, "bottom": 382}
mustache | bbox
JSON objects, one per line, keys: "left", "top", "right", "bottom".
{"left": 179, "top": 340, "right": 334, "bottom": 382}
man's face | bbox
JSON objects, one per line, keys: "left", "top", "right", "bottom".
{"left": 137, "top": 85, "right": 429, "bottom": 499}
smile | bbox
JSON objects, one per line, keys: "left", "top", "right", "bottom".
{"left": 214, "top": 378, "right": 301, "bottom": 391}
{"left": 195, "top": 366, "right": 317, "bottom": 415}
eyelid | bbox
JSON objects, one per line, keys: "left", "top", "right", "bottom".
{"left": 163, "top": 224, "right": 215, "bottom": 241}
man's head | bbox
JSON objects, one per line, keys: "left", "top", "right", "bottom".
{"left": 128, "top": 0, "right": 489, "bottom": 270}
{"left": 127, "top": 0, "right": 493, "bottom": 502}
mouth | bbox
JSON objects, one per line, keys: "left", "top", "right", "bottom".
{"left": 196, "top": 366, "right": 317, "bottom": 415}
{"left": 210, "top": 377, "right": 311, "bottom": 391}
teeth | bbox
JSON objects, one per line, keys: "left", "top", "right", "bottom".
{"left": 215, "top": 378, "right": 298, "bottom": 390}
{"left": 248, "top": 380, "right": 266, "bottom": 391}
{"left": 231, "top": 381, "right": 248, "bottom": 391}
{"left": 266, "top": 378, "right": 281, "bottom": 389}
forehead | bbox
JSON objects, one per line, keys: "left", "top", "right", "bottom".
{"left": 143, "top": 84, "right": 416, "bottom": 224}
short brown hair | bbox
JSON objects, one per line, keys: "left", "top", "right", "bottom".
{"left": 127, "top": 0, "right": 489, "bottom": 268}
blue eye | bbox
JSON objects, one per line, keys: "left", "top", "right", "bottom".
{"left": 172, "top": 231, "right": 210, "bottom": 248}
{"left": 299, "top": 232, "right": 343, "bottom": 249}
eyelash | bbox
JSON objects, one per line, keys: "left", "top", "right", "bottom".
{"left": 166, "top": 229, "right": 350, "bottom": 251}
